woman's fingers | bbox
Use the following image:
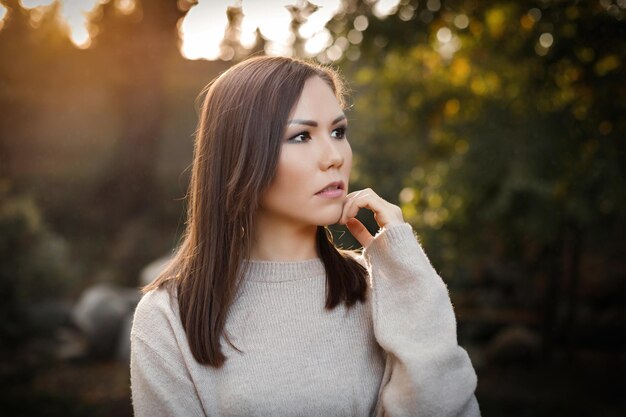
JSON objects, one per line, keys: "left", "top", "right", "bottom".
{"left": 339, "top": 188, "right": 404, "bottom": 247}
{"left": 345, "top": 218, "right": 374, "bottom": 248}
{"left": 339, "top": 189, "right": 382, "bottom": 223}
{"left": 339, "top": 188, "right": 404, "bottom": 228}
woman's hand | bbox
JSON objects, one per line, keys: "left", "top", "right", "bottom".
{"left": 338, "top": 188, "right": 404, "bottom": 248}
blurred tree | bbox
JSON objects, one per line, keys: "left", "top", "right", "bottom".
{"left": 0, "top": 184, "right": 77, "bottom": 359}
{"left": 332, "top": 0, "right": 625, "bottom": 358}
{"left": 0, "top": 0, "right": 222, "bottom": 285}
{"left": 88, "top": 0, "right": 185, "bottom": 220}
{"left": 0, "top": 0, "right": 76, "bottom": 180}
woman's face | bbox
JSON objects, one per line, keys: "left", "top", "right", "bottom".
{"left": 258, "top": 75, "right": 352, "bottom": 229}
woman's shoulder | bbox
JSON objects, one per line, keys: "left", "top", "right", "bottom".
{"left": 132, "top": 284, "right": 180, "bottom": 339}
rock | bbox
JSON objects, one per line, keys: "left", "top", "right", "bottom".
{"left": 139, "top": 255, "right": 172, "bottom": 287}
{"left": 485, "top": 325, "right": 542, "bottom": 366}
{"left": 54, "top": 327, "right": 88, "bottom": 361}
{"left": 72, "top": 284, "right": 141, "bottom": 358}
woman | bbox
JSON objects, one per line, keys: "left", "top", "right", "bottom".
{"left": 131, "top": 56, "right": 480, "bottom": 416}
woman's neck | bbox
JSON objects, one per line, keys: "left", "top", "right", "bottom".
{"left": 250, "top": 216, "right": 318, "bottom": 261}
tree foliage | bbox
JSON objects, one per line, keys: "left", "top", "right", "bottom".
{"left": 334, "top": 1, "right": 624, "bottom": 281}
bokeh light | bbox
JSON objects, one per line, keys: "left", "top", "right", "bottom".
{"left": 426, "top": 0, "right": 441, "bottom": 12}
{"left": 436, "top": 27, "right": 452, "bottom": 43}
{"left": 0, "top": 4, "right": 7, "bottom": 31}
{"left": 373, "top": 0, "right": 400, "bottom": 18}
{"left": 539, "top": 32, "right": 554, "bottom": 48}
{"left": 435, "top": 26, "right": 460, "bottom": 60}
{"left": 453, "top": 14, "right": 469, "bottom": 29}
{"left": 353, "top": 15, "right": 369, "bottom": 31}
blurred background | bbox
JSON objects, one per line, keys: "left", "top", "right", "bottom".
{"left": 0, "top": 0, "right": 624, "bottom": 415}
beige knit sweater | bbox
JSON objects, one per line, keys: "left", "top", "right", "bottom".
{"left": 130, "top": 223, "right": 480, "bottom": 416}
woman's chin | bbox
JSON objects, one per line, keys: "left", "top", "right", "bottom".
{"left": 316, "top": 212, "right": 344, "bottom": 227}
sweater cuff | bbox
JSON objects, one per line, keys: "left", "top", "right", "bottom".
{"left": 362, "top": 223, "right": 419, "bottom": 265}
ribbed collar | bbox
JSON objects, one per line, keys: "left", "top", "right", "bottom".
{"left": 242, "top": 258, "right": 326, "bottom": 282}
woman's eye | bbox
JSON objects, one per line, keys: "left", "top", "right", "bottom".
{"left": 331, "top": 126, "right": 347, "bottom": 139}
{"left": 287, "top": 132, "right": 311, "bottom": 143}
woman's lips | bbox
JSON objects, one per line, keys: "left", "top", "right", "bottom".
{"left": 315, "top": 188, "right": 344, "bottom": 198}
{"left": 315, "top": 181, "right": 345, "bottom": 199}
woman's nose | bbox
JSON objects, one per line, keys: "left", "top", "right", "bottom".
{"left": 319, "top": 137, "right": 344, "bottom": 170}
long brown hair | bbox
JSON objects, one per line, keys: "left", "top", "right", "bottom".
{"left": 144, "top": 56, "right": 367, "bottom": 367}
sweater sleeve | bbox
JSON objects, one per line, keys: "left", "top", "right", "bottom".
{"left": 362, "top": 223, "right": 480, "bottom": 417}
{"left": 130, "top": 290, "right": 206, "bottom": 417}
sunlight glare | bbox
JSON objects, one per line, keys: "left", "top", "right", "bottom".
{"left": 241, "top": 0, "right": 292, "bottom": 52}
{"left": 181, "top": 0, "right": 315, "bottom": 59}
{"left": 58, "top": 0, "right": 101, "bottom": 48}
{"left": 239, "top": 9, "right": 261, "bottom": 49}
{"left": 17, "top": 0, "right": 349, "bottom": 60}
{"left": 20, "top": 0, "right": 55, "bottom": 7}
{"left": 179, "top": 0, "right": 233, "bottom": 60}
{"left": 0, "top": 4, "right": 6, "bottom": 31}
{"left": 248, "top": 0, "right": 295, "bottom": 41}
{"left": 299, "top": 0, "right": 342, "bottom": 57}
{"left": 18, "top": 1, "right": 120, "bottom": 48}
{"left": 304, "top": 28, "right": 332, "bottom": 55}
{"left": 70, "top": 24, "right": 91, "bottom": 48}
{"left": 298, "top": 0, "right": 342, "bottom": 38}
{"left": 21, "top": 0, "right": 103, "bottom": 48}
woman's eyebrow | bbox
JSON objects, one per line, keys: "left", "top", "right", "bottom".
{"left": 287, "top": 115, "right": 347, "bottom": 126}
{"left": 332, "top": 115, "right": 347, "bottom": 124}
